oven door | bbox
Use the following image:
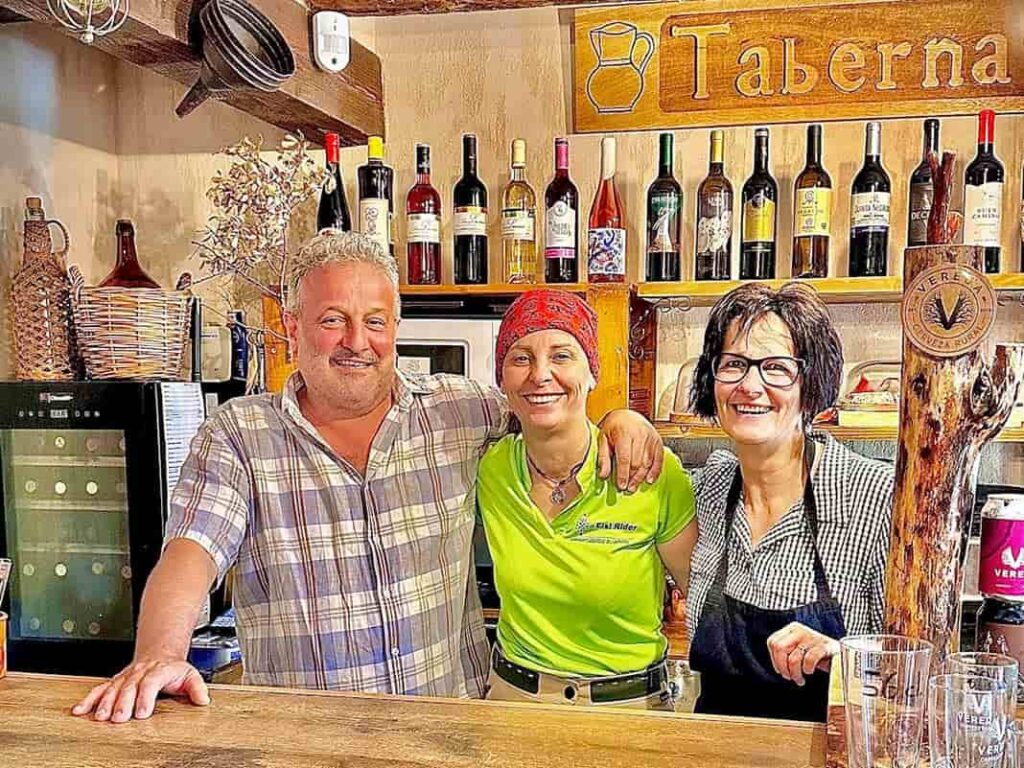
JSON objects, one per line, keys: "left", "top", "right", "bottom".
{"left": 397, "top": 318, "right": 499, "bottom": 389}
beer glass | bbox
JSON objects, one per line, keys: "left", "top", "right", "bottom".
{"left": 929, "top": 674, "right": 1010, "bottom": 768}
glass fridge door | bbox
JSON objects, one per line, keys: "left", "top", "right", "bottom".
{"left": 1, "top": 429, "right": 134, "bottom": 641}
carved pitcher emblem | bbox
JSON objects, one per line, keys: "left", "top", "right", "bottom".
{"left": 585, "top": 21, "right": 655, "bottom": 114}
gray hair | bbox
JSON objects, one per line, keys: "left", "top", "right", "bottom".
{"left": 285, "top": 229, "right": 400, "bottom": 313}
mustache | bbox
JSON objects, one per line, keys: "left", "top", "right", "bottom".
{"left": 329, "top": 348, "right": 379, "bottom": 365}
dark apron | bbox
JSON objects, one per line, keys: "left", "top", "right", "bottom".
{"left": 689, "top": 444, "right": 846, "bottom": 722}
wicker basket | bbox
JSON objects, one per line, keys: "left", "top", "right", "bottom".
{"left": 69, "top": 265, "right": 193, "bottom": 380}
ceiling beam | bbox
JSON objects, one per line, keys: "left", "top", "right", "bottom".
{"left": 0, "top": 0, "right": 384, "bottom": 145}
{"left": 313, "top": 0, "right": 640, "bottom": 15}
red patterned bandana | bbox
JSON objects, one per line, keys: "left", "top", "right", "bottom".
{"left": 495, "top": 289, "right": 599, "bottom": 387}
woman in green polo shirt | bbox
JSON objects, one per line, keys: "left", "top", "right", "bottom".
{"left": 476, "top": 289, "right": 696, "bottom": 711}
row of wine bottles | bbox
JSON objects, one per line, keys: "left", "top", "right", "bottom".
{"left": 317, "top": 110, "right": 1022, "bottom": 286}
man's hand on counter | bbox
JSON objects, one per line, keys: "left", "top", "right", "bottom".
{"left": 71, "top": 659, "right": 210, "bottom": 723}
{"left": 766, "top": 622, "right": 841, "bottom": 688}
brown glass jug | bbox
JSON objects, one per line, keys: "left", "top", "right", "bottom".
{"left": 10, "top": 197, "right": 76, "bottom": 380}
{"left": 98, "top": 220, "right": 161, "bottom": 288}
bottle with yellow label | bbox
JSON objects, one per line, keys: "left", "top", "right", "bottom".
{"left": 740, "top": 128, "right": 778, "bottom": 280}
{"left": 792, "top": 124, "right": 832, "bottom": 279}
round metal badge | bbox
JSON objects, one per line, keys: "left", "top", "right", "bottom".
{"left": 901, "top": 263, "right": 996, "bottom": 358}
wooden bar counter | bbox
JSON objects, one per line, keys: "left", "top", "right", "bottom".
{"left": 0, "top": 672, "right": 826, "bottom": 767}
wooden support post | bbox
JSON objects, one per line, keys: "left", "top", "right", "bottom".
{"left": 627, "top": 292, "right": 658, "bottom": 420}
{"left": 883, "top": 244, "right": 1024, "bottom": 666}
{"left": 586, "top": 283, "right": 630, "bottom": 422}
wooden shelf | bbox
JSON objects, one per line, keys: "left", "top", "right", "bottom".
{"left": 656, "top": 420, "right": 1024, "bottom": 443}
{"left": 637, "top": 273, "right": 1024, "bottom": 306}
{"left": 991, "top": 273, "right": 1024, "bottom": 291}
{"left": 1, "top": 0, "right": 385, "bottom": 145}
{"left": 638, "top": 276, "right": 903, "bottom": 305}
{"left": 399, "top": 275, "right": 1024, "bottom": 302}
{"left": 400, "top": 283, "right": 587, "bottom": 297}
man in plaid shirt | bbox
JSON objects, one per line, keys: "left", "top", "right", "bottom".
{"left": 73, "top": 231, "right": 665, "bottom": 723}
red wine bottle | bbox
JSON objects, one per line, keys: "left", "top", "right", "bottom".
{"left": 849, "top": 121, "right": 891, "bottom": 277}
{"left": 406, "top": 144, "right": 441, "bottom": 285}
{"left": 317, "top": 132, "right": 352, "bottom": 232}
{"left": 453, "top": 134, "right": 488, "bottom": 284}
{"left": 964, "top": 110, "right": 1004, "bottom": 273}
{"left": 740, "top": 128, "right": 777, "bottom": 280}
{"left": 587, "top": 137, "right": 626, "bottom": 284}
{"left": 907, "top": 119, "right": 939, "bottom": 247}
{"left": 357, "top": 136, "right": 394, "bottom": 257}
{"left": 544, "top": 138, "right": 579, "bottom": 283}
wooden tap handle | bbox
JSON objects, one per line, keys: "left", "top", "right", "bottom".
{"left": 926, "top": 151, "right": 957, "bottom": 245}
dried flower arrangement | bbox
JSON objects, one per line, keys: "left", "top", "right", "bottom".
{"left": 193, "top": 133, "right": 326, "bottom": 303}
{"left": 191, "top": 133, "right": 326, "bottom": 391}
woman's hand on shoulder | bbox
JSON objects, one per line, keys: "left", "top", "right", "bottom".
{"left": 766, "top": 622, "right": 840, "bottom": 687}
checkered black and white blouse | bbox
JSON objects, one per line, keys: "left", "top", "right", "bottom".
{"left": 685, "top": 431, "right": 895, "bottom": 640}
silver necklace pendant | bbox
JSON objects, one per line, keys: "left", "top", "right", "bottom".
{"left": 550, "top": 485, "right": 567, "bottom": 505}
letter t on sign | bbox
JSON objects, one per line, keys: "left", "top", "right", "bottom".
{"left": 669, "top": 23, "right": 730, "bottom": 99}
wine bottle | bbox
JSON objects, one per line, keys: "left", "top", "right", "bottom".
{"left": 792, "top": 124, "right": 832, "bottom": 278}
{"left": 357, "top": 136, "right": 394, "bottom": 256}
{"left": 964, "top": 109, "right": 1004, "bottom": 274}
{"left": 99, "top": 220, "right": 161, "bottom": 288}
{"left": 907, "top": 119, "right": 939, "bottom": 247}
{"left": 740, "top": 127, "right": 778, "bottom": 280}
{"left": 501, "top": 139, "right": 537, "bottom": 284}
{"left": 695, "top": 130, "right": 733, "bottom": 281}
{"left": 406, "top": 144, "right": 442, "bottom": 285}
{"left": 849, "top": 122, "right": 891, "bottom": 277}
{"left": 646, "top": 132, "right": 682, "bottom": 282}
{"left": 587, "top": 137, "right": 626, "bottom": 284}
{"left": 317, "top": 132, "right": 352, "bottom": 232}
{"left": 544, "top": 138, "right": 579, "bottom": 284}
{"left": 453, "top": 134, "right": 488, "bottom": 285}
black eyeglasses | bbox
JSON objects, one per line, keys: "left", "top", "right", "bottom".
{"left": 712, "top": 353, "right": 805, "bottom": 388}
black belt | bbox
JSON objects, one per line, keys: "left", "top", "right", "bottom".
{"left": 491, "top": 647, "right": 668, "bottom": 703}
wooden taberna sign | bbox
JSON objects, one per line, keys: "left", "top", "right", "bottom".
{"left": 572, "top": 0, "right": 1024, "bottom": 132}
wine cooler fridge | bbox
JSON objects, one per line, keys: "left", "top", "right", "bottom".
{"left": 0, "top": 381, "right": 206, "bottom": 675}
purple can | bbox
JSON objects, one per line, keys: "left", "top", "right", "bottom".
{"left": 979, "top": 495, "right": 1024, "bottom": 600}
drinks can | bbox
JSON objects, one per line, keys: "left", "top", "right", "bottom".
{"left": 978, "top": 494, "right": 1024, "bottom": 600}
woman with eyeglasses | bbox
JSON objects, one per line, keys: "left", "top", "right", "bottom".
{"left": 685, "top": 282, "right": 893, "bottom": 722}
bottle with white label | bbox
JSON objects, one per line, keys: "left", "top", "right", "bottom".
{"left": 501, "top": 139, "right": 537, "bottom": 284}
{"left": 406, "top": 144, "right": 441, "bottom": 285}
{"left": 849, "top": 121, "right": 891, "bottom": 277}
{"left": 544, "top": 138, "right": 578, "bottom": 283}
{"left": 453, "top": 134, "right": 488, "bottom": 285}
{"left": 357, "top": 136, "right": 394, "bottom": 257}
{"left": 964, "top": 109, "right": 1004, "bottom": 274}
{"left": 588, "top": 136, "right": 626, "bottom": 283}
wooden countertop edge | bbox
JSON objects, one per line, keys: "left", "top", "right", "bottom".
{"left": 8, "top": 671, "right": 820, "bottom": 730}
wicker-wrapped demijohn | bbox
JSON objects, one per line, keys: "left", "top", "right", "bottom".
{"left": 10, "top": 197, "right": 76, "bottom": 381}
